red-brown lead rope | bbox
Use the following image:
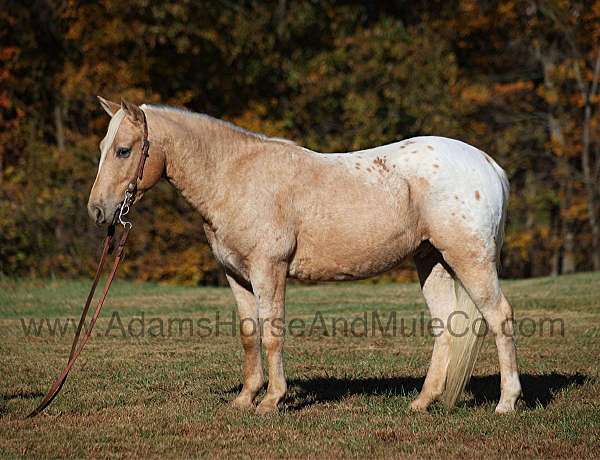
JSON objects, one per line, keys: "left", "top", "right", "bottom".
{"left": 28, "top": 109, "right": 150, "bottom": 417}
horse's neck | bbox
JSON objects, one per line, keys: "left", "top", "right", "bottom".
{"left": 148, "top": 109, "right": 262, "bottom": 224}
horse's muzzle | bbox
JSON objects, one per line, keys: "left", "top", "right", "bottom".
{"left": 88, "top": 202, "right": 106, "bottom": 226}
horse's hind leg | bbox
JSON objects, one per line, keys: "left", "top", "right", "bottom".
{"left": 227, "top": 273, "right": 264, "bottom": 409}
{"left": 411, "top": 245, "right": 454, "bottom": 411}
{"left": 442, "top": 245, "right": 522, "bottom": 413}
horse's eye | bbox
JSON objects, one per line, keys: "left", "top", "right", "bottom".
{"left": 116, "top": 147, "right": 131, "bottom": 158}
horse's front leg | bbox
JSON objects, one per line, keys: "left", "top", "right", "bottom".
{"left": 250, "top": 259, "right": 288, "bottom": 415}
{"left": 227, "top": 273, "right": 264, "bottom": 409}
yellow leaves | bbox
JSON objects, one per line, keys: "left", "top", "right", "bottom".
{"left": 588, "top": 0, "right": 600, "bottom": 41}
{"left": 0, "top": 94, "right": 10, "bottom": 110}
{"left": 470, "top": 121, "right": 488, "bottom": 136}
{"left": 538, "top": 86, "right": 559, "bottom": 105}
{"left": 305, "top": 64, "right": 328, "bottom": 85}
{"left": 229, "top": 103, "right": 288, "bottom": 139}
{"left": 548, "top": 137, "right": 566, "bottom": 157}
{"left": 459, "top": 0, "right": 480, "bottom": 14}
{"left": 229, "top": 110, "right": 266, "bottom": 135}
{"left": 539, "top": 226, "right": 551, "bottom": 241}
{"left": 497, "top": 1, "right": 517, "bottom": 19}
{"left": 562, "top": 201, "right": 588, "bottom": 221}
{"left": 506, "top": 230, "right": 535, "bottom": 259}
{"left": 0, "top": 46, "right": 19, "bottom": 60}
{"left": 456, "top": 0, "right": 490, "bottom": 32}
{"left": 170, "top": 91, "right": 195, "bottom": 106}
{"left": 494, "top": 81, "right": 534, "bottom": 95}
{"left": 461, "top": 84, "right": 492, "bottom": 104}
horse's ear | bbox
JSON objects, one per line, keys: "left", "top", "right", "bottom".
{"left": 97, "top": 96, "right": 120, "bottom": 117}
{"left": 121, "top": 99, "right": 144, "bottom": 125}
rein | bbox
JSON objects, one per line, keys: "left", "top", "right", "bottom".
{"left": 28, "top": 110, "right": 150, "bottom": 417}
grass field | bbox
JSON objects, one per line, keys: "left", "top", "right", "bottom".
{"left": 1, "top": 273, "right": 599, "bottom": 458}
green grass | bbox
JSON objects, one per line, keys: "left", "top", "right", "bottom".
{"left": 1, "top": 273, "right": 599, "bottom": 458}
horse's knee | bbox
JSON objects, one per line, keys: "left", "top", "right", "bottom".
{"left": 482, "top": 295, "right": 515, "bottom": 338}
{"left": 499, "top": 296, "right": 514, "bottom": 324}
{"left": 262, "top": 331, "right": 284, "bottom": 355}
{"left": 239, "top": 317, "right": 260, "bottom": 347}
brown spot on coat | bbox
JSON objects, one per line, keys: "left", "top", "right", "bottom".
{"left": 433, "top": 164, "right": 439, "bottom": 168}
{"left": 373, "top": 156, "right": 389, "bottom": 172}
{"left": 475, "top": 190, "right": 481, "bottom": 200}
{"left": 427, "top": 145, "right": 434, "bottom": 150}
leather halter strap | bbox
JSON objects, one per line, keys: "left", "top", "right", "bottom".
{"left": 28, "top": 108, "right": 150, "bottom": 417}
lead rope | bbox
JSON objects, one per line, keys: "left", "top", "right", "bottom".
{"left": 28, "top": 110, "right": 149, "bottom": 417}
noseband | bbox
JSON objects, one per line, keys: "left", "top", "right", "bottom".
{"left": 28, "top": 109, "right": 150, "bottom": 417}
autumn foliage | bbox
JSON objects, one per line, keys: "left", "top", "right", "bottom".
{"left": 1, "top": 0, "right": 599, "bottom": 284}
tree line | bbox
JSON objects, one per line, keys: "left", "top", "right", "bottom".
{"left": 1, "top": 0, "right": 598, "bottom": 284}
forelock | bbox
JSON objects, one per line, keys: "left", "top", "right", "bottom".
{"left": 99, "top": 110, "right": 125, "bottom": 168}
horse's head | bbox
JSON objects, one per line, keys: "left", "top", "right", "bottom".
{"left": 88, "top": 97, "right": 162, "bottom": 226}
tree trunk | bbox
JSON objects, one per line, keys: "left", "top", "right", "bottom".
{"left": 53, "top": 103, "right": 65, "bottom": 150}
{"left": 550, "top": 203, "right": 561, "bottom": 276}
{"left": 562, "top": 230, "right": 576, "bottom": 273}
{"left": 276, "top": 0, "right": 287, "bottom": 39}
{"left": 525, "top": 169, "right": 536, "bottom": 277}
{"left": 591, "top": 223, "right": 600, "bottom": 271}
{"left": 561, "top": 182, "right": 576, "bottom": 274}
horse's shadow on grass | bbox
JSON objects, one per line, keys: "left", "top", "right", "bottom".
{"left": 465, "top": 372, "right": 590, "bottom": 408}
{"left": 225, "top": 372, "right": 591, "bottom": 411}
{"left": 0, "top": 390, "right": 44, "bottom": 417}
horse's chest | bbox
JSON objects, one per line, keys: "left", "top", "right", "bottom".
{"left": 203, "top": 224, "right": 249, "bottom": 280}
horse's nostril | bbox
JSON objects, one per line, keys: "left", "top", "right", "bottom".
{"left": 92, "top": 205, "right": 105, "bottom": 225}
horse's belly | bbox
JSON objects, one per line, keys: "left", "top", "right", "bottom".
{"left": 288, "top": 248, "right": 403, "bottom": 281}
{"left": 288, "top": 207, "right": 419, "bottom": 281}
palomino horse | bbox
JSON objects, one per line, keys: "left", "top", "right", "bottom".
{"left": 89, "top": 98, "right": 522, "bottom": 415}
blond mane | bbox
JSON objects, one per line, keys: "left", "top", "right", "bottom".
{"left": 140, "top": 104, "right": 296, "bottom": 146}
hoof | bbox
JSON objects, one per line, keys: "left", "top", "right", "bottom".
{"left": 495, "top": 389, "right": 522, "bottom": 414}
{"left": 410, "top": 398, "right": 431, "bottom": 413}
{"left": 494, "top": 401, "right": 516, "bottom": 414}
{"left": 230, "top": 394, "right": 254, "bottom": 410}
{"left": 255, "top": 398, "right": 279, "bottom": 415}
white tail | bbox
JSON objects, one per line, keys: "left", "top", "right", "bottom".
{"left": 441, "top": 280, "right": 486, "bottom": 407}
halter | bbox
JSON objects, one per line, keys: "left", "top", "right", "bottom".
{"left": 114, "top": 110, "right": 150, "bottom": 230}
{"left": 28, "top": 108, "right": 150, "bottom": 417}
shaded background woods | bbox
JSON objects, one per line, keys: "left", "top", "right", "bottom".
{"left": 1, "top": 0, "right": 599, "bottom": 285}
